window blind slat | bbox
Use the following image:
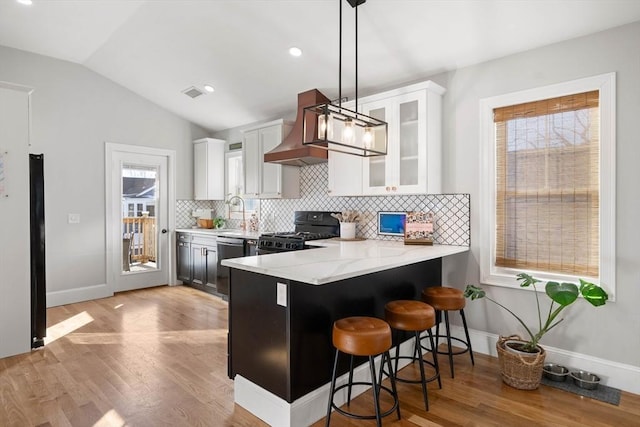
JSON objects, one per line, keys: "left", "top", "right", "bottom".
{"left": 494, "top": 90, "right": 599, "bottom": 122}
{"left": 494, "top": 90, "right": 600, "bottom": 276}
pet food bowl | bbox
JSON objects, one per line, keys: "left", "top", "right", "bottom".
{"left": 543, "top": 363, "right": 569, "bottom": 382}
{"left": 570, "top": 370, "right": 600, "bottom": 390}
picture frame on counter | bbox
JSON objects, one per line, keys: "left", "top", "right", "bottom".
{"left": 404, "top": 211, "right": 434, "bottom": 245}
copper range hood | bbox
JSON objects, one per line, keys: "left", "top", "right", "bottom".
{"left": 263, "top": 89, "right": 331, "bottom": 166}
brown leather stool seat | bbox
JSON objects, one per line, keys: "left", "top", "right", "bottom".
{"left": 384, "top": 300, "right": 441, "bottom": 411}
{"left": 421, "top": 287, "right": 474, "bottom": 378}
{"left": 326, "top": 316, "right": 400, "bottom": 427}
{"left": 333, "top": 317, "right": 392, "bottom": 356}
{"left": 385, "top": 300, "right": 435, "bottom": 331}
{"left": 422, "top": 287, "right": 466, "bottom": 311}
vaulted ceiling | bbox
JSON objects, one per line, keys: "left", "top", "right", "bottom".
{"left": 2, "top": 0, "right": 640, "bottom": 133}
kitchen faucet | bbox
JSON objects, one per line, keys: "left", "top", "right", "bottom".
{"left": 226, "top": 195, "right": 246, "bottom": 231}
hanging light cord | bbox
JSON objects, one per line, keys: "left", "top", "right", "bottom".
{"left": 338, "top": 0, "right": 360, "bottom": 109}
{"left": 355, "top": 2, "right": 358, "bottom": 108}
{"left": 338, "top": 0, "right": 342, "bottom": 108}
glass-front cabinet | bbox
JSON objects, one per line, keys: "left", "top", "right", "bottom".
{"left": 361, "top": 83, "right": 444, "bottom": 195}
{"left": 327, "top": 80, "right": 445, "bottom": 197}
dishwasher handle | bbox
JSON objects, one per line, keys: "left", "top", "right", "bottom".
{"left": 217, "top": 236, "right": 245, "bottom": 246}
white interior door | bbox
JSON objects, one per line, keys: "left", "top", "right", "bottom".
{"left": 106, "top": 143, "right": 175, "bottom": 292}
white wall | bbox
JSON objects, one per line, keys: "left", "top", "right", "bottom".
{"left": 0, "top": 84, "right": 31, "bottom": 358}
{"left": 436, "top": 21, "right": 640, "bottom": 368}
{"left": 0, "top": 45, "right": 209, "bottom": 306}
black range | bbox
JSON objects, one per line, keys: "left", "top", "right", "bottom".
{"left": 257, "top": 211, "right": 339, "bottom": 254}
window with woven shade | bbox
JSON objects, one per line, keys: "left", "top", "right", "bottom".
{"left": 494, "top": 91, "right": 600, "bottom": 277}
{"left": 479, "top": 73, "right": 615, "bottom": 295}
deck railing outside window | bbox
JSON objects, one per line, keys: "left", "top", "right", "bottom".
{"left": 122, "top": 216, "right": 156, "bottom": 263}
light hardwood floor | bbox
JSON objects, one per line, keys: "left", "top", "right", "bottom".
{"left": 1, "top": 285, "right": 638, "bottom": 426}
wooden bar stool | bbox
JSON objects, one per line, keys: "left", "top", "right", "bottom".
{"left": 383, "top": 300, "right": 441, "bottom": 411}
{"left": 326, "top": 316, "right": 400, "bottom": 427}
{"left": 421, "top": 287, "right": 474, "bottom": 378}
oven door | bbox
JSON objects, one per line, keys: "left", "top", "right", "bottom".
{"left": 256, "top": 245, "right": 321, "bottom": 255}
{"left": 256, "top": 247, "right": 285, "bottom": 255}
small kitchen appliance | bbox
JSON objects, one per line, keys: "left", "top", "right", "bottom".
{"left": 257, "top": 211, "right": 339, "bottom": 254}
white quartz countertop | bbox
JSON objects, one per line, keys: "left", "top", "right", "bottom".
{"left": 175, "top": 228, "right": 261, "bottom": 239}
{"left": 221, "top": 239, "right": 469, "bottom": 285}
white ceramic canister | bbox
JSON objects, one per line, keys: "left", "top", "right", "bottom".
{"left": 340, "top": 222, "right": 356, "bottom": 239}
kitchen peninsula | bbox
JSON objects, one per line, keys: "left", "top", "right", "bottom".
{"left": 222, "top": 240, "right": 468, "bottom": 426}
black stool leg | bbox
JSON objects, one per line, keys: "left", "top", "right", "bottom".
{"left": 427, "top": 328, "right": 442, "bottom": 389}
{"left": 368, "top": 356, "right": 382, "bottom": 427}
{"left": 414, "top": 331, "right": 429, "bottom": 411}
{"left": 434, "top": 312, "right": 441, "bottom": 355}
{"left": 444, "top": 310, "right": 455, "bottom": 378}
{"left": 347, "top": 355, "right": 354, "bottom": 405}
{"left": 384, "top": 350, "right": 401, "bottom": 420}
{"left": 460, "top": 308, "right": 475, "bottom": 366}
{"left": 394, "top": 331, "right": 401, "bottom": 375}
{"left": 325, "top": 349, "right": 340, "bottom": 427}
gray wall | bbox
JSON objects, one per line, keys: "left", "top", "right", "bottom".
{"left": 436, "top": 22, "right": 640, "bottom": 367}
{"left": 0, "top": 45, "right": 208, "bottom": 300}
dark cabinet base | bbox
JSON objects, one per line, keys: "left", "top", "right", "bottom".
{"left": 228, "top": 258, "right": 442, "bottom": 403}
{"left": 182, "top": 281, "right": 227, "bottom": 299}
{"left": 177, "top": 232, "right": 223, "bottom": 298}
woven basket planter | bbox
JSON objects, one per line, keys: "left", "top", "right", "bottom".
{"left": 496, "top": 335, "right": 546, "bottom": 390}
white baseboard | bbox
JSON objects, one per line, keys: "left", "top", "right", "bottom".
{"left": 234, "top": 338, "right": 416, "bottom": 427}
{"left": 46, "top": 283, "right": 112, "bottom": 308}
{"left": 447, "top": 324, "right": 640, "bottom": 395}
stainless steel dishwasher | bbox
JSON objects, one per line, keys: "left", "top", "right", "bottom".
{"left": 216, "top": 236, "right": 246, "bottom": 298}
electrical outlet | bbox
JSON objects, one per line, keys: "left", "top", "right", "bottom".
{"left": 277, "top": 282, "right": 287, "bottom": 307}
{"left": 68, "top": 213, "right": 80, "bottom": 224}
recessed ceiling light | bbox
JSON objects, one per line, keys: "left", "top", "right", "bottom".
{"left": 204, "top": 85, "right": 215, "bottom": 93}
{"left": 17, "top": 0, "right": 33, "bottom": 5}
{"left": 289, "top": 47, "right": 302, "bottom": 57}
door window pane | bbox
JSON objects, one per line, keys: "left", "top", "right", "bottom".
{"left": 122, "top": 165, "right": 158, "bottom": 273}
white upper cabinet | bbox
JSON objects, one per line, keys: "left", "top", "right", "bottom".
{"left": 242, "top": 119, "right": 300, "bottom": 199}
{"left": 327, "top": 149, "right": 363, "bottom": 196}
{"left": 362, "top": 81, "right": 445, "bottom": 195}
{"left": 193, "top": 138, "right": 226, "bottom": 200}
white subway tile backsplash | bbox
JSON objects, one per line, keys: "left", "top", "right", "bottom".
{"left": 176, "top": 163, "right": 470, "bottom": 246}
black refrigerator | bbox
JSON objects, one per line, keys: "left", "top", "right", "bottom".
{"left": 29, "top": 153, "right": 46, "bottom": 348}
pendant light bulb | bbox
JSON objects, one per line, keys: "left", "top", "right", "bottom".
{"left": 342, "top": 119, "right": 355, "bottom": 145}
{"left": 318, "top": 112, "right": 333, "bottom": 140}
{"left": 363, "top": 127, "right": 374, "bottom": 149}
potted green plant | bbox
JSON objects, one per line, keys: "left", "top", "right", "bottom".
{"left": 213, "top": 217, "right": 226, "bottom": 229}
{"left": 464, "top": 273, "right": 608, "bottom": 389}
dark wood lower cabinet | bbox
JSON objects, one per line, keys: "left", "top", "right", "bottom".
{"left": 191, "top": 242, "right": 217, "bottom": 290}
{"left": 228, "top": 258, "right": 442, "bottom": 403}
{"left": 176, "top": 233, "right": 218, "bottom": 296}
{"left": 176, "top": 240, "right": 191, "bottom": 283}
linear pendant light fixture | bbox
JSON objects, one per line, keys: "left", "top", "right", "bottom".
{"left": 302, "top": 0, "right": 388, "bottom": 157}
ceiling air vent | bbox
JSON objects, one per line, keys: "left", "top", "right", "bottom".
{"left": 182, "top": 86, "right": 205, "bottom": 99}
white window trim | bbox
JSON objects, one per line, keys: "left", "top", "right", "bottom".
{"left": 225, "top": 150, "right": 258, "bottom": 220}
{"left": 479, "top": 72, "right": 616, "bottom": 299}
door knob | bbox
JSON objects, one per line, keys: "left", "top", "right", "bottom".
{"left": 161, "top": 229, "right": 168, "bottom": 234}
